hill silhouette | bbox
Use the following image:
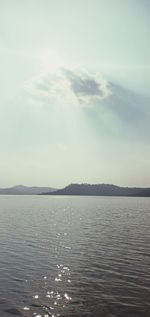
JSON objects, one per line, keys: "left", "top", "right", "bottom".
{"left": 44, "top": 183, "right": 150, "bottom": 197}
{"left": 0, "top": 185, "right": 56, "bottom": 195}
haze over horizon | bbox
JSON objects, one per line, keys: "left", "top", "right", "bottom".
{"left": 1, "top": 0, "right": 150, "bottom": 188}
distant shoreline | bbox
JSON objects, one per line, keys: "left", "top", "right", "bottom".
{"left": 0, "top": 183, "right": 150, "bottom": 197}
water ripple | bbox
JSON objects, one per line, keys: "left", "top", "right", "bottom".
{"left": 0, "top": 196, "right": 149, "bottom": 316}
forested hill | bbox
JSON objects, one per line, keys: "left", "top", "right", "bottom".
{"left": 44, "top": 183, "right": 150, "bottom": 197}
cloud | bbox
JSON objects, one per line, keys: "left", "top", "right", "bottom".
{"left": 62, "top": 68, "right": 112, "bottom": 103}
{"left": 25, "top": 66, "right": 150, "bottom": 141}
{"left": 25, "top": 66, "right": 112, "bottom": 107}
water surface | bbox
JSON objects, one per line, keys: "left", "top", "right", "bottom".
{"left": 0, "top": 195, "right": 149, "bottom": 317}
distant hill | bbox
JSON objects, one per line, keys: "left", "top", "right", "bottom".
{"left": 44, "top": 183, "right": 150, "bottom": 197}
{"left": 0, "top": 185, "right": 57, "bottom": 195}
{"left": 134, "top": 188, "right": 150, "bottom": 197}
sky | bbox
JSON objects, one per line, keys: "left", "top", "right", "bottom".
{"left": 0, "top": 0, "right": 150, "bottom": 188}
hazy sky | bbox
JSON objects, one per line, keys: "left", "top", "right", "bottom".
{"left": 0, "top": 0, "right": 150, "bottom": 188}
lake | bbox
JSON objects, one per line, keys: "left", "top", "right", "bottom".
{"left": 0, "top": 195, "right": 149, "bottom": 317}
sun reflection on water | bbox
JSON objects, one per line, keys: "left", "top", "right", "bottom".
{"left": 23, "top": 262, "right": 72, "bottom": 317}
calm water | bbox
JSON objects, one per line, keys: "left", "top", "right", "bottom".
{"left": 0, "top": 196, "right": 150, "bottom": 317}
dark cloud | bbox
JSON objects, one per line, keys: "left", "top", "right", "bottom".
{"left": 63, "top": 69, "right": 103, "bottom": 98}
{"left": 63, "top": 68, "right": 112, "bottom": 102}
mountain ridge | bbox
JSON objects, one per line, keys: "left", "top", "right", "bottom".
{"left": 43, "top": 183, "right": 150, "bottom": 197}
{"left": 0, "top": 185, "right": 57, "bottom": 195}
{"left": 0, "top": 183, "right": 150, "bottom": 197}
